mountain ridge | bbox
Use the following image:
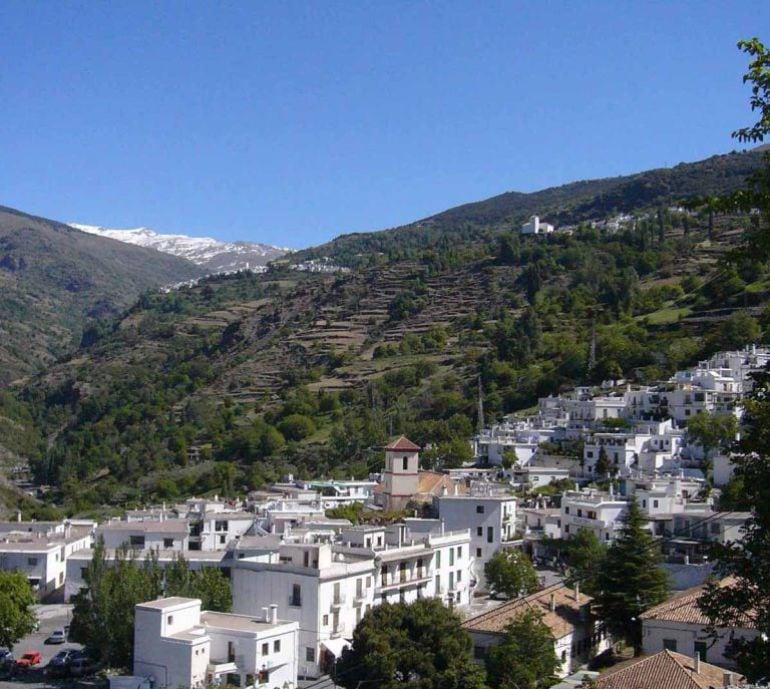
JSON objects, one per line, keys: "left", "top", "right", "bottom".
{"left": 70, "top": 223, "right": 290, "bottom": 274}
{"left": 0, "top": 205, "right": 204, "bottom": 384}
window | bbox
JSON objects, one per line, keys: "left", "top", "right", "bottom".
{"left": 449, "top": 549, "right": 455, "bottom": 566}
{"left": 377, "top": 536, "right": 383, "bottom": 547}
{"left": 694, "top": 641, "right": 707, "bottom": 662}
{"left": 306, "top": 647, "right": 315, "bottom": 662}
{"left": 436, "top": 551, "right": 441, "bottom": 568}
{"left": 257, "top": 669, "right": 268, "bottom": 684}
{"left": 366, "top": 576, "right": 372, "bottom": 588}
{"left": 476, "top": 527, "right": 483, "bottom": 537}
{"left": 487, "top": 526, "right": 493, "bottom": 543}
{"left": 273, "top": 640, "right": 280, "bottom": 653}
{"left": 167, "top": 615, "right": 174, "bottom": 625}
{"left": 215, "top": 520, "right": 228, "bottom": 532}
{"left": 27, "top": 557, "right": 38, "bottom": 566}
{"left": 653, "top": 500, "right": 659, "bottom": 509}
{"left": 456, "top": 570, "right": 462, "bottom": 582}
{"left": 476, "top": 547, "right": 482, "bottom": 558}
{"left": 219, "top": 534, "right": 226, "bottom": 545}
{"left": 476, "top": 505, "right": 485, "bottom": 514}
{"left": 291, "top": 584, "right": 302, "bottom": 607}
{"left": 663, "top": 639, "right": 677, "bottom": 652}
{"left": 577, "top": 509, "right": 582, "bottom": 517}
{"left": 435, "top": 574, "right": 441, "bottom": 591}
{"left": 262, "top": 642, "right": 269, "bottom": 655}
{"left": 381, "top": 565, "right": 388, "bottom": 584}
{"left": 323, "top": 614, "right": 329, "bottom": 626}
{"left": 711, "top": 522, "right": 721, "bottom": 535}
{"left": 403, "top": 457, "right": 409, "bottom": 471}
{"left": 164, "top": 538, "right": 174, "bottom": 548}
{"left": 565, "top": 506, "right": 570, "bottom": 515}
{"left": 129, "top": 535, "right": 145, "bottom": 548}
{"left": 565, "top": 525, "right": 570, "bottom": 534}
{"left": 449, "top": 571, "right": 454, "bottom": 589}
{"left": 456, "top": 546, "right": 462, "bottom": 559}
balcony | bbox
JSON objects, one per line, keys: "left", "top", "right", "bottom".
{"left": 331, "top": 592, "right": 347, "bottom": 608}
{"left": 379, "top": 572, "right": 432, "bottom": 591}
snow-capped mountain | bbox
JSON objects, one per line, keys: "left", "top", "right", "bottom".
{"left": 69, "top": 224, "right": 290, "bottom": 274}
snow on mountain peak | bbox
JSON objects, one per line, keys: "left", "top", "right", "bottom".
{"left": 69, "top": 223, "right": 290, "bottom": 274}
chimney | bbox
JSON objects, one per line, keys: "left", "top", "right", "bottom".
{"left": 694, "top": 654, "right": 701, "bottom": 674}
{"left": 261, "top": 606, "right": 269, "bottom": 622}
{"left": 269, "top": 604, "right": 278, "bottom": 624}
{"left": 723, "top": 672, "right": 735, "bottom": 686}
{"left": 574, "top": 581, "right": 580, "bottom": 604}
{"left": 550, "top": 593, "right": 556, "bottom": 613}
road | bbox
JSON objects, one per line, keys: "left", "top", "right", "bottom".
{"left": 0, "top": 604, "right": 86, "bottom": 689}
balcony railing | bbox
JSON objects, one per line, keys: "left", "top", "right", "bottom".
{"left": 331, "top": 592, "right": 347, "bottom": 607}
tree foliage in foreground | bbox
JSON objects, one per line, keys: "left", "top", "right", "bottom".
{"left": 0, "top": 571, "right": 37, "bottom": 651}
{"left": 485, "top": 608, "right": 560, "bottom": 689}
{"left": 335, "top": 599, "right": 486, "bottom": 689}
{"left": 70, "top": 541, "right": 232, "bottom": 668}
{"left": 485, "top": 549, "right": 540, "bottom": 599}
{"left": 699, "top": 372, "right": 770, "bottom": 682}
{"left": 594, "top": 500, "right": 668, "bottom": 650}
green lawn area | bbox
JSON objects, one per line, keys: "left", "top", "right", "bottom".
{"left": 640, "top": 305, "right": 693, "bottom": 325}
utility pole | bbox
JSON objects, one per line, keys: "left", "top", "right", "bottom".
{"left": 477, "top": 375, "right": 485, "bottom": 433}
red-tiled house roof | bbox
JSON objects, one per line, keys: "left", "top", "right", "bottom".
{"left": 383, "top": 436, "right": 421, "bottom": 452}
{"left": 596, "top": 650, "right": 744, "bottom": 689}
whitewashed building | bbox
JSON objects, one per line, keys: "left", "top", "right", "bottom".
{"left": 436, "top": 489, "right": 517, "bottom": 588}
{"left": 0, "top": 521, "right": 92, "bottom": 596}
{"left": 520, "top": 215, "right": 555, "bottom": 235}
{"left": 232, "top": 542, "right": 376, "bottom": 678}
{"left": 96, "top": 519, "right": 190, "bottom": 552}
{"left": 640, "top": 580, "right": 758, "bottom": 669}
{"left": 133, "top": 597, "right": 299, "bottom": 689}
{"left": 560, "top": 489, "right": 629, "bottom": 543}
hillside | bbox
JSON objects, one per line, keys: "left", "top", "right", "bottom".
{"left": 0, "top": 205, "right": 204, "bottom": 384}
{"left": 292, "top": 149, "right": 765, "bottom": 266}
{"left": 18, "top": 192, "right": 769, "bottom": 509}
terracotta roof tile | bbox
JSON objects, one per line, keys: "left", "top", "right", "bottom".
{"left": 383, "top": 436, "right": 421, "bottom": 451}
{"left": 640, "top": 578, "right": 756, "bottom": 629}
{"left": 462, "top": 583, "right": 591, "bottom": 640}
{"left": 596, "top": 650, "right": 744, "bottom": 689}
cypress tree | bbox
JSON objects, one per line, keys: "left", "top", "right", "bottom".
{"left": 594, "top": 499, "right": 668, "bottom": 651}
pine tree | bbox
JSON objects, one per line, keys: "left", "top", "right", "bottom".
{"left": 594, "top": 500, "right": 668, "bottom": 651}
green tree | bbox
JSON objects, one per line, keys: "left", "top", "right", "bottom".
{"left": 594, "top": 500, "right": 668, "bottom": 651}
{"left": 485, "top": 550, "right": 540, "bottom": 599}
{"left": 560, "top": 528, "right": 607, "bottom": 596}
{"left": 698, "top": 371, "right": 770, "bottom": 681}
{"left": 335, "top": 599, "right": 486, "bottom": 689}
{"left": 485, "top": 608, "right": 560, "bottom": 689}
{"left": 594, "top": 446, "right": 611, "bottom": 477}
{"left": 0, "top": 571, "right": 37, "bottom": 651}
{"left": 439, "top": 438, "right": 474, "bottom": 468}
{"left": 687, "top": 411, "right": 738, "bottom": 464}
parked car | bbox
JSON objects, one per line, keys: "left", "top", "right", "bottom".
{"left": 45, "top": 629, "right": 67, "bottom": 644}
{"left": 68, "top": 655, "right": 96, "bottom": 677}
{"left": 15, "top": 651, "right": 42, "bottom": 670}
{"left": 48, "top": 650, "right": 76, "bottom": 677}
{"left": 0, "top": 649, "right": 13, "bottom": 667}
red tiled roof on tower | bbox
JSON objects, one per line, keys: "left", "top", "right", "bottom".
{"left": 383, "top": 436, "right": 421, "bottom": 451}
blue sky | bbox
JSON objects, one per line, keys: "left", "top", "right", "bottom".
{"left": 1, "top": 2, "right": 768, "bottom": 248}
